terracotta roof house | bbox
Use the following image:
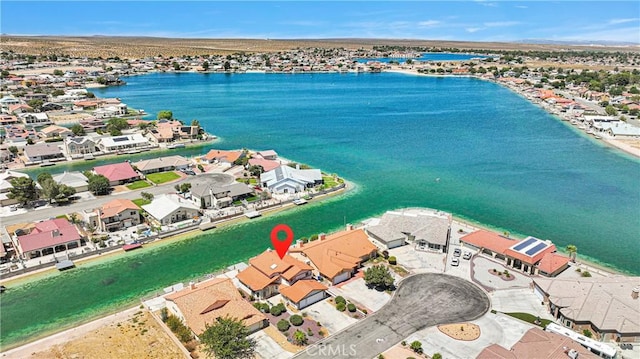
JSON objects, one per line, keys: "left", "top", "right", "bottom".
{"left": 260, "top": 165, "right": 322, "bottom": 194}
{"left": 292, "top": 228, "right": 378, "bottom": 285}
{"left": 39, "top": 125, "right": 73, "bottom": 139}
{"left": 236, "top": 250, "right": 314, "bottom": 300}
{"left": 461, "top": 230, "right": 567, "bottom": 276}
{"left": 365, "top": 208, "right": 451, "bottom": 251}
{"left": 165, "top": 278, "right": 267, "bottom": 336}
{"left": 279, "top": 279, "right": 328, "bottom": 309}
{"left": 93, "top": 162, "right": 140, "bottom": 186}
{"left": 132, "top": 155, "right": 190, "bottom": 175}
{"left": 533, "top": 276, "right": 640, "bottom": 342}
{"left": 248, "top": 158, "right": 281, "bottom": 172}
{"left": 23, "top": 143, "right": 65, "bottom": 163}
{"left": 477, "top": 327, "right": 599, "bottom": 359}
{"left": 13, "top": 218, "right": 83, "bottom": 259}
{"left": 203, "top": 149, "right": 244, "bottom": 164}
{"left": 256, "top": 150, "right": 278, "bottom": 160}
{"left": 98, "top": 199, "right": 141, "bottom": 232}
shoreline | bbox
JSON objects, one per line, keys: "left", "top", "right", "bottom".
{"left": 384, "top": 67, "right": 640, "bottom": 160}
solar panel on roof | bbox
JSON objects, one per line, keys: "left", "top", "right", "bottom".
{"left": 512, "top": 237, "right": 537, "bottom": 251}
{"left": 112, "top": 137, "right": 128, "bottom": 142}
{"left": 525, "top": 242, "right": 548, "bottom": 256}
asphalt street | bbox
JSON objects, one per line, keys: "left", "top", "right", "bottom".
{"left": 294, "top": 273, "right": 490, "bottom": 359}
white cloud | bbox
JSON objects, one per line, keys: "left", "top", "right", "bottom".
{"left": 515, "top": 5, "right": 528, "bottom": 9}
{"left": 473, "top": 0, "right": 498, "bottom": 7}
{"left": 466, "top": 27, "right": 484, "bottom": 33}
{"left": 608, "top": 18, "right": 638, "bottom": 25}
{"left": 418, "top": 20, "right": 441, "bottom": 27}
{"left": 484, "top": 21, "right": 521, "bottom": 27}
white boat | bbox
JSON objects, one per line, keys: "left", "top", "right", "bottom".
{"left": 83, "top": 154, "right": 95, "bottom": 160}
{"left": 40, "top": 161, "right": 55, "bottom": 167}
{"left": 167, "top": 143, "right": 185, "bottom": 149}
{"left": 293, "top": 199, "right": 307, "bottom": 206}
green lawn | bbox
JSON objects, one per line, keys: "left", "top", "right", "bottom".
{"left": 126, "top": 180, "right": 152, "bottom": 190}
{"left": 503, "top": 312, "right": 552, "bottom": 328}
{"left": 322, "top": 176, "right": 339, "bottom": 187}
{"left": 146, "top": 171, "right": 181, "bottom": 184}
{"left": 132, "top": 198, "right": 151, "bottom": 207}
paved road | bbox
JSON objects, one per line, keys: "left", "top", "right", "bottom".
{"left": 1, "top": 173, "right": 234, "bottom": 226}
{"left": 294, "top": 273, "right": 490, "bottom": 359}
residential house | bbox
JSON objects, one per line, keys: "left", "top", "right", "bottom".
{"left": 4, "top": 125, "right": 38, "bottom": 143}
{"left": 461, "top": 230, "right": 569, "bottom": 276}
{"left": 0, "top": 170, "right": 30, "bottom": 206}
{"left": 477, "top": 327, "right": 600, "bottom": 359}
{"left": 0, "top": 96, "right": 21, "bottom": 110}
{"left": 365, "top": 208, "right": 451, "bottom": 251}
{"left": 260, "top": 165, "right": 322, "bottom": 194}
{"left": 190, "top": 182, "right": 254, "bottom": 209}
{"left": 98, "top": 134, "right": 151, "bottom": 153}
{"left": 0, "top": 114, "right": 20, "bottom": 125}
{"left": 132, "top": 155, "right": 190, "bottom": 175}
{"left": 165, "top": 278, "right": 268, "bottom": 336}
{"left": 279, "top": 280, "right": 328, "bottom": 310}
{"left": 248, "top": 157, "right": 281, "bottom": 172}
{"left": 142, "top": 194, "right": 200, "bottom": 225}
{"left": 23, "top": 143, "right": 65, "bottom": 163}
{"left": 93, "top": 162, "right": 140, "bottom": 186}
{"left": 256, "top": 150, "right": 278, "bottom": 160}
{"left": 19, "top": 112, "right": 50, "bottom": 126}
{"left": 8, "top": 104, "right": 33, "bottom": 115}
{"left": 52, "top": 171, "right": 89, "bottom": 192}
{"left": 39, "top": 125, "right": 73, "bottom": 139}
{"left": 533, "top": 276, "right": 640, "bottom": 342}
{"left": 203, "top": 149, "right": 244, "bottom": 165}
{"left": 65, "top": 137, "right": 97, "bottom": 156}
{"left": 236, "top": 249, "right": 314, "bottom": 300}
{"left": 79, "top": 118, "right": 107, "bottom": 132}
{"left": 291, "top": 228, "right": 378, "bottom": 285}
{"left": 98, "top": 199, "right": 141, "bottom": 232}
{"left": 12, "top": 218, "right": 83, "bottom": 259}
{"left": 149, "top": 127, "right": 175, "bottom": 143}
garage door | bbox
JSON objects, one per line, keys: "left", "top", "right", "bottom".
{"left": 533, "top": 285, "right": 545, "bottom": 303}
{"left": 333, "top": 271, "right": 351, "bottom": 285}
{"left": 300, "top": 291, "right": 326, "bottom": 309}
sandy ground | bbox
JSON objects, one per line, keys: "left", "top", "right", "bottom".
{"left": 438, "top": 323, "right": 481, "bottom": 341}
{"left": 603, "top": 138, "right": 640, "bottom": 158}
{"left": 1, "top": 308, "right": 184, "bottom": 359}
{"left": 9, "top": 66, "right": 104, "bottom": 76}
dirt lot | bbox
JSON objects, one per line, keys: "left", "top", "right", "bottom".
{"left": 25, "top": 311, "right": 185, "bottom": 359}
{"left": 2, "top": 36, "right": 638, "bottom": 59}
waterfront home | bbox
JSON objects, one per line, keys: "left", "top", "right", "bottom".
{"left": 533, "top": 276, "right": 640, "bottom": 342}
{"left": 142, "top": 194, "right": 201, "bottom": 225}
{"left": 148, "top": 127, "right": 175, "bottom": 143}
{"left": 0, "top": 96, "right": 20, "bottom": 110}
{"left": 132, "top": 155, "right": 190, "bottom": 175}
{"left": 65, "top": 136, "right": 98, "bottom": 156}
{"left": 165, "top": 278, "right": 268, "bottom": 336}
{"left": 0, "top": 170, "right": 30, "bottom": 206}
{"left": 364, "top": 208, "right": 451, "bottom": 251}
{"left": 0, "top": 114, "right": 20, "bottom": 125}
{"left": 291, "top": 228, "right": 378, "bottom": 285}
{"left": 260, "top": 165, "right": 322, "bottom": 194}
{"left": 78, "top": 118, "right": 107, "bottom": 132}
{"left": 256, "top": 150, "right": 278, "bottom": 160}
{"left": 190, "top": 181, "right": 254, "bottom": 209}
{"left": 279, "top": 280, "right": 328, "bottom": 310}
{"left": 23, "top": 143, "right": 65, "bottom": 163}
{"left": 12, "top": 218, "right": 83, "bottom": 259}
{"left": 97, "top": 198, "right": 141, "bottom": 232}
{"left": 39, "top": 125, "right": 73, "bottom": 139}
{"left": 4, "top": 125, "right": 38, "bottom": 143}
{"left": 8, "top": 104, "right": 33, "bottom": 115}
{"left": 93, "top": 104, "right": 127, "bottom": 119}
{"left": 236, "top": 249, "right": 314, "bottom": 300}
{"left": 460, "top": 230, "right": 569, "bottom": 276}
{"left": 93, "top": 162, "right": 140, "bottom": 186}
{"left": 248, "top": 157, "right": 281, "bottom": 172}
{"left": 203, "top": 149, "right": 244, "bottom": 165}
{"left": 477, "top": 327, "right": 600, "bottom": 359}
{"left": 19, "top": 112, "right": 50, "bottom": 126}
{"left": 97, "top": 134, "right": 150, "bottom": 153}
{"left": 52, "top": 171, "right": 89, "bottom": 192}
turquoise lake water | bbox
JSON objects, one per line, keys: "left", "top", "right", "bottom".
{"left": 2, "top": 72, "right": 639, "bottom": 349}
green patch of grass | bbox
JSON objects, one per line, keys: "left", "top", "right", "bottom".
{"left": 146, "top": 171, "right": 181, "bottom": 184}
{"left": 132, "top": 198, "right": 151, "bottom": 207}
{"left": 390, "top": 265, "right": 409, "bottom": 277}
{"left": 504, "top": 312, "right": 552, "bottom": 328}
{"left": 126, "top": 180, "right": 152, "bottom": 190}
{"left": 56, "top": 214, "right": 67, "bottom": 219}
{"left": 322, "top": 176, "right": 339, "bottom": 187}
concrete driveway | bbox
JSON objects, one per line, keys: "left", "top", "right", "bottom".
{"left": 251, "top": 330, "right": 293, "bottom": 359}
{"left": 294, "top": 273, "right": 490, "bottom": 359}
{"left": 302, "top": 300, "right": 358, "bottom": 335}
{"left": 330, "top": 277, "right": 391, "bottom": 312}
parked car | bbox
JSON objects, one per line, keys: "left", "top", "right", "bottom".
{"left": 463, "top": 252, "right": 472, "bottom": 260}
{"left": 453, "top": 248, "right": 461, "bottom": 257}
{"left": 451, "top": 258, "right": 460, "bottom": 266}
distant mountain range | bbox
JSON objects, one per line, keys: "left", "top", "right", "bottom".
{"left": 516, "top": 39, "right": 640, "bottom": 47}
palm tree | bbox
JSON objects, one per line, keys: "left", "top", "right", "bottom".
{"left": 566, "top": 244, "right": 578, "bottom": 262}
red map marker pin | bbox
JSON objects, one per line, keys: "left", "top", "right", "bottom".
{"left": 271, "top": 224, "right": 294, "bottom": 259}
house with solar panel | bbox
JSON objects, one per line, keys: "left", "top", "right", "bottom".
{"left": 461, "top": 230, "right": 570, "bottom": 277}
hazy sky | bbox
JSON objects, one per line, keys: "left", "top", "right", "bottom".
{"left": 2, "top": 1, "right": 639, "bottom": 43}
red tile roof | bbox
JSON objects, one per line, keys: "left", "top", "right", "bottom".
{"left": 279, "top": 280, "right": 328, "bottom": 303}
{"left": 203, "top": 149, "right": 242, "bottom": 163}
{"left": 100, "top": 198, "right": 139, "bottom": 219}
{"left": 537, "top": 252, "right": 570, "bottom": 274}
{"left": 460, "top": 230, "right": 516, "bottom": 255}
{"left": 94, "top": 162, "right": 139, "bottom": 182}
{"left": 248, "top": 158, "right": 281, "bottom": 172}
{"left": 17, "top": 218, "right": 82, "bottom": 252}
{"left": 504, "top": 244, "right": 556, "bottom": 266}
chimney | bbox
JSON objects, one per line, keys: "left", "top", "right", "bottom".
{"left": 296, "top": 239, "right": 303, "bottom": 248}
{"left": 189, "top": 281, "right": 196, "bottom": 290}
{"left": 51, "top": 229, "right": 60, "bottom": 237}
{"left": 346, "top": 223, "right": 353, "bottom": 231}
{"left": 296, "top": 164, "right": 300, "bottom": 170}
{"left": 319, "top": 233, "right": 326, "bottom": 241}
{"left": 632, "top": 287, "right": 639, "bottom": 300}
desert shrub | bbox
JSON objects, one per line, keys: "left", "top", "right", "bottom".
{"left": 401, "top": 340, "right": 407, "bottom": 346}
{"left": 410, "top": 340, "right": 423, "bottom": 354}
{"left": 290, "top": 314, "right": 304, "bottom": 326}
{"left": 388, "top": 256, "right": 397, "bottom": 265}
{"left": 335, "top": 296, "right": 346, "bottom": 305}
{"left": 260, "top": 303, "right": 270, "bottom": 312}
{"left": 277, "top": 319, "right": 290, "bottom": 332}
{"left": 582, "top": 271, "right": 592, "bottom": 277}
{"left": 336, "top": 302, "right": 346, "bottom": 312}
{"left": 347, "top": 303, "right": 356, "bottom": 312}
{"left": 270, "top": 305, "right": 283, "bottom": 316}
{"left": 160, "top": 307, "right": 168, "bottom": 322}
